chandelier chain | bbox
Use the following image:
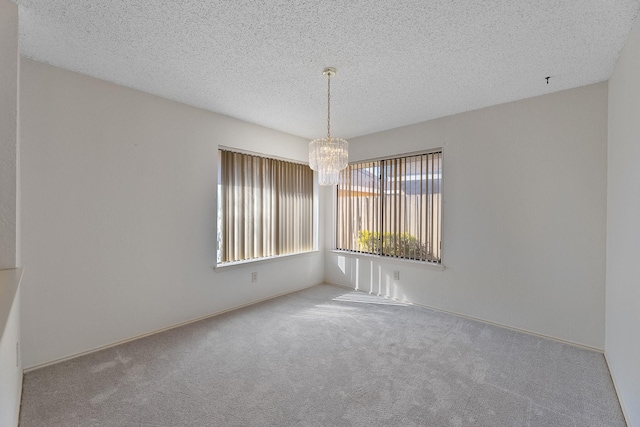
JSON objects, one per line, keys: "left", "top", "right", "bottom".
{"left": 327, "top": 73, "right": 331, "bottom": 140}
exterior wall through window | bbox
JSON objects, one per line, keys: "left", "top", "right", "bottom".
{"left": 336, "top": 150, "right": 442, "bottom": 263}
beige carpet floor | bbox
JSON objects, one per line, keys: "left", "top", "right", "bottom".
{"left": 19, "top": 284, "right": 625, "bottom": 426}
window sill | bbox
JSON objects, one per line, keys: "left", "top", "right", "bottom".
{"left": 214, "top": 250, "right": 321, "bottom": 271}
{"left": 328, "top": 250, "right": 445, "bottom": 271}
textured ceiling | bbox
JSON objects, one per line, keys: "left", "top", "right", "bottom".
{"left": 15, "top": 0, "right": 640, "bottom": 139}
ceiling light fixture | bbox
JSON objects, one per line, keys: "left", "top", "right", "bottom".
{"left": 309, "top": 67, "right": 348, "bottom": 186}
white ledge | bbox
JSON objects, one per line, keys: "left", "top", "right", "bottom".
{"left": 214, "top": 250, "right": 321, "bottom": 271}
{"left": 328, "top": 250, "right": 445, "bottom": 271}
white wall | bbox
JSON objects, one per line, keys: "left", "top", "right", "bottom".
{"left": 0, "top": 269, "right": 22, "bottom": 427}
{"left": 20, "top": 59, "right": 324, "bottom": 368}
{"left": 606, "top": 13, "right": 640, "bottom": 426}
{"left": 0, "top": 2, "right": 22, "bottom": 426}
{"left": 0, "top": 0, "right": 19, "bottom": 270}
{"left": 326, "top": 83, "right": 608, "bottom": 349}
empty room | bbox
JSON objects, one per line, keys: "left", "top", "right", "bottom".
{"left": 1, "top": 1, "right": 640, "bottom": 426}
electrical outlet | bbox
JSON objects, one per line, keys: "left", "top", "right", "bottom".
{"left": 393, "top": 270, "right": 400, "bottom": 280}
{"left": 251, "top": 272, "right": 258, "bottom": 283}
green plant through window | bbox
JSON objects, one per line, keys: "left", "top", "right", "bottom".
{"left": 357, "top": 230, "right": 437, "bottom": 262}
{"left": 336, "top": 151, "right": 442, "bottom": 263}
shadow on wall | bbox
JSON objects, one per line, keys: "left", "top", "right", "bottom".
{"left": 333, "top": 292, "right": 409, "bottom": 306}
{"left": 334, "top": 254, "right": 408, "bottom": 301}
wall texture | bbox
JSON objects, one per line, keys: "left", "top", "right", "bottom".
{"left": 606, "top": 13, "right": 640, "bottom": 426}
{"left": 19, "top": 59, "right": 324, "bottom": 368}
{"left": 0, "top": 0, "right": 19, "bottom": 270}
{"left": 326, "top": 83, "right": 608, "bottom": 350}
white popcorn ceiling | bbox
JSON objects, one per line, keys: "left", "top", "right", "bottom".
{"left": 15, "top": 0, "right": 640, "bottom": 139}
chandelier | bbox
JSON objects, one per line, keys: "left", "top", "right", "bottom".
{"left": 309, "top": 67, "right": 349, "bottom": 186}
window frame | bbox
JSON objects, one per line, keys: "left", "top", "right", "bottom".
{"left": 334, "top": 148, "right": 443, "bottom": 266}
{"left": 215, "top": 146, "right": 319, "bottom": 269}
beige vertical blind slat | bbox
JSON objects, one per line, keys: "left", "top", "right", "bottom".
{"left": 219, "top": 150, "right": 313, "bottom": 263}
{"left": 336, "top": 150, "right": 442, "bottom": 263}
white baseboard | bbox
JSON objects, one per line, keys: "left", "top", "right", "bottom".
{"left": 14, "top": 370, "right": 22, "bottom": 427}
{"left": 25, "top": 280, "right": 606, "bottom": 368}
{"left": 24, "top": 281, "right": 322, "bottom": 373}
{"left": 324, "top": 281, "right": 604, "bottom": 353}
{"left": 604, "top": 352, "right": 631, "bottom": 427}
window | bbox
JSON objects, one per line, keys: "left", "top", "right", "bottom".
{"left": 336, "top": 150, "right": 442, "bottom": 263}
{"left": 217, "top": 149, "right": 314, "bottom": 264}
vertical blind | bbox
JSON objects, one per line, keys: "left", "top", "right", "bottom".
{"left": 218, "top": 149, "right": 314, "bottom": 263}
{"left": 336, "top": 151, "right": 442, "bottom": 263}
